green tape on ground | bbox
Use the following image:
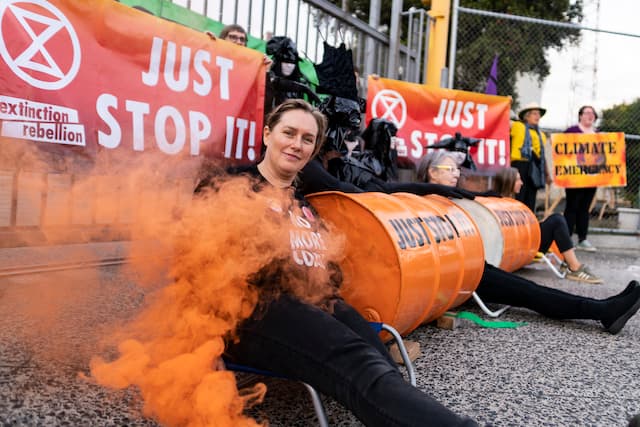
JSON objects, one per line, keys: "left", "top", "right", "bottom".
{"left": 456, "top": 311, "right": 527, "bottom": 329}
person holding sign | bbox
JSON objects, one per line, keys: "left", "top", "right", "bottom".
{"left": 510, "top": 102, "right": 551, "bottom": 212}
{"left": 207, "top": 24, "right": 274, "bottom": 69}
{"left": 563, "top": 105, "right": 600, "bottom": 252}
{"left": 417, "top": 150, "right": 639, "bottom": 334}
{"left": 493, "top": 167, "right": 602, "bottom": 284}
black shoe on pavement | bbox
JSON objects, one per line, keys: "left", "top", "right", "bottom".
{"left": 628, "top": 413, "right": 640, "bottom": 427}
{"left": 604, "top": 280, "right": 639, "bottom": 301}
{"left": 602, "top": 281, "right": 640, "bottom": 335}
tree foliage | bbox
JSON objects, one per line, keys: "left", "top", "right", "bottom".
{"left": 336, "top": 1, "right": 583, "bottom": 104}
{"left": 598, "top": 101, "right": 640, "bottom": 207}
{"left": 334, "top": 0, "right": 428, "bottom": 29}
{"left": 454, "top": 0, "right": 583, "bottom": 104}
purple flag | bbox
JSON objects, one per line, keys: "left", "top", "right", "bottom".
{"left": 485, "top": 54, "right": 499, "bottom": 95}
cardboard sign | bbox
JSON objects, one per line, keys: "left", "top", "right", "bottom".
{"left": 366, "top": 77, "right": 511, "bottom": 171}
{"left": 551, "top": 132, "right": 627, "bottom": 188}
{"left": 0, "top": 0, "right": 265, "bottom": 162}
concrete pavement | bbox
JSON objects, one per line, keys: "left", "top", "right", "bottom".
{"left": 1, "top": 234, "right": 639, "bottom": 426}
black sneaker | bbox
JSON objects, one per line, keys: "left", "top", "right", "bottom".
{"left": 602, "top": 281, "right": 640, "bottom": 335}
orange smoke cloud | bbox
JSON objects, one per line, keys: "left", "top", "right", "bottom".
{"left": 2, "top": 139, "right": 343, "bottom": 425}
{"left": 89, "top": 173, "right": 344, "bottom": 426}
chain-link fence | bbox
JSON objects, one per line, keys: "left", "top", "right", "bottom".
{"left": 451, "top": 5, "right": 640, "bottom": 230}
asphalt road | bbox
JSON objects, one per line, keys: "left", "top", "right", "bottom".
{"left": 1, "top": 235, "right": 639, "bottom": 426}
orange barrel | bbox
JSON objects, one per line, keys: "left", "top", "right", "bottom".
{"left": 452, "top": 197, "right": 541, "bottom": 272}
{"left": 395, "top": 194, "right": 484, "bottom": 322}
{"left": 307, "top": 191, "right": 439, "bottom": 335}
{"left": 307, "top": 191, "right": 484, "bottom": 334}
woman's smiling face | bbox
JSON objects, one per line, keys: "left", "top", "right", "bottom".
{"left": 262, "top": 109, "right": 319, "bottom": 180}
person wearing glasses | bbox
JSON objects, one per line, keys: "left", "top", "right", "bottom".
{"left": 207, "top": 24, "right": 273, "bottom": 69}
{"left": 219, "top": 24, "right": 249, "bottom": 46}
{"left": 413, "top": 150, "right": 639, "bottom": 334}
{"left": 417, "top": 151, "right": 464, "bottom": 187}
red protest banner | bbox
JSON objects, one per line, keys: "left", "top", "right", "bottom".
{"left": 366, "top": 77, "right": 511, "bottom": 170}
{"left": 0, "top": 0, "right": 265, "bottom": 163}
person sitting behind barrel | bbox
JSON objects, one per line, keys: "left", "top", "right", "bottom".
{"left": 492, "top": 166, "right": 602, "bottom": 284}
{"left": 414, "top": 150, "right": 638, "bottom": 334}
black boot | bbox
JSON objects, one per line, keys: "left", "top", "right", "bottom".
{"left": 603, "top": 280, "right": 639, "bottom": 301}
{"left": 601, "top": 281, "right": 640, "bottom": 334}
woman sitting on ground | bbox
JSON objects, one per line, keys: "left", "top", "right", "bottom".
{"left": 196, "top": 99, "right": 478, "bottom": 426}
{"left": 411, "top": 150, "right": 639, "bottom": 334}
{"left": 492, "top": 166, "right": 601, "bottom": 284}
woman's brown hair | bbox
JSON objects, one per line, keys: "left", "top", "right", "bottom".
{"left": 492, "top": 167, "right": 519, "bottom": 198}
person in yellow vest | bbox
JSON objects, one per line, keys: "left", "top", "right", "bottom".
{"left": 510, "top": 102, "right": 551, "bottom": 212}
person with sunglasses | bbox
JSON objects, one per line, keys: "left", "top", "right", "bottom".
{"left": 415, "top": 150, "right": 638, "bottom": 334}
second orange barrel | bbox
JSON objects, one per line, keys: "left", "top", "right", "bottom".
{"left": 452, "top": 197, "right": 541, "bottom": 272}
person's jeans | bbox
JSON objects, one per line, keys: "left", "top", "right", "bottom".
{"left": 226, "top": 295, "right": 477, "bottom": 427}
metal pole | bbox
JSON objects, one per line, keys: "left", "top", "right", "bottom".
{"left": 364, "top": 0, "right": 381, "bottom": 78}
{"left": 284, "top": 0, "right": 290, "bottom": 36}
{"left": 259, "top": 0, "right": 265, "bottom": 39}
{"left": 387, "top": 0, "right": 403, "bottom": 79}
{"left": 416, "top": 10, "right": 425, "bottom": 83}
{"left": 405, "top": 10, "right": 413, "bottom": 81}
{"left": 295, "top": 0, "right": 301, "bottom": 42}
{"left": 233, "top": 1, "right": 238, "bottom": 26}
{"left": 447, "top": 0, "right": 458, "bottom": 88}
{"left": 422, "top": 14, "right": 432, "bottom": 84}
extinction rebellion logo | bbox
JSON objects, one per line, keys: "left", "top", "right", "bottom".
{"left": 0, "top": 0, "right": 85, "bottom": 146}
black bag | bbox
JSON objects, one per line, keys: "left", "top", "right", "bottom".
{"left": 529, "top": 158, "right": 545, "bottom": 189}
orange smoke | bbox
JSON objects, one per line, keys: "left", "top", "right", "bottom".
{"left": 1, "top": 139, "right": 342, "bottom": 425}
{"left": 90, "top": 173, "right": 343, "bottom": 426}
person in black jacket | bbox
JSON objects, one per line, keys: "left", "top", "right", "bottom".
{"left": 196, "top": 99, "right": 478, "bottom": 426}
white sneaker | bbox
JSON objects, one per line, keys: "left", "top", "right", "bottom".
{"left": 576, "top": 239, "right": 597, "bottom": 252}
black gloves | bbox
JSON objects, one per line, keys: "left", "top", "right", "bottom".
{"left": 420, "top": 183, "right": 475, "bottom": 199}
{"left": 471, "top": 190, "right": 502, "bottom": 198}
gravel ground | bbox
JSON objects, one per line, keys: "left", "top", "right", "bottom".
{"left": 1, "top": 235, "right": 639, "bottom": 426}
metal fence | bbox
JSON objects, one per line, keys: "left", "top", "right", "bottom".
{"left": 170, "top": 0, "right": 431, "bottom": 85}
{"left": 3, "top": 0, "right": 639, "bottom": 244}
{"left": 0, "top": 0, "right": 434, "bottom": 246}
{"left": 449, "top": 3, "right": 640, "bottom": 229}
